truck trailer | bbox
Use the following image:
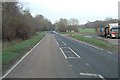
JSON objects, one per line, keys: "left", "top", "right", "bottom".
{"left": 97, "top": 23, "right": 120, "bottom": 38}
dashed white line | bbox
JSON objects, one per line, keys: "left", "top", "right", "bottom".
{"left": 60, "top": 48, "right": 67, "bottom": 59}
{"left": 68, "top": 47, "right": 81, "bottom": 58}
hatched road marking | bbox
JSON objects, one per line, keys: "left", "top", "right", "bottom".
{"left": 80, "top": 73, "right": 105, "bottom": 80}
{"left": 68, "top": 47, "right": 81, "bottom": 58}
{"left": 60, "top": 48, "right": 67, "bottom": 59}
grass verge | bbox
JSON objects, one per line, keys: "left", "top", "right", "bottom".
{"left": 2, "top": 31, "right": 48, "bottom": 72}
{"left": 57, "top": 31, "right": 70, "bottom": 34}
{"left": 79, "top": 28, "right": 97, "bottom": 34}
{"left": 57, "top": 29, "right": 97, "bottom": 35}
{"left": 68, "top": 34, "right": 117, "bottom": 52}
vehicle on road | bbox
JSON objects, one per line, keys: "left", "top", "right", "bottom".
{"left": 50, "top": 30, "right": 56, "bottom": 34}
{"left": 97, "top": 23, "right": 120, "bottom": 38}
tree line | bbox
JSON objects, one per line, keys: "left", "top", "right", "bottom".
{"left": 80, "top": 17, "right": 119, "bottom": 31}
{"left": 2, "top": 2, "right": 53, "bottom": 42}
{"left": 54, "top": 18, "right": 79, "bottom": 32}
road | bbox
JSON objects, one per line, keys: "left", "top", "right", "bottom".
{"left": 4, "top": 33, "right": 118, "bottom": 79}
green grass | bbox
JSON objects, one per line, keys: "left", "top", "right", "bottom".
{"left": 79, "top": 28, "right": 96, "bottom": 34}
{"left": 57, "top": 29, "right": 97, "bottom": 35}
{"left": 68, "top": 34, "right": 116, "bottom": 51}
{"left": 57, "top": 32, "right": 70, "bottom": 34}
{"left": 2, "top": 31, "right": 48, "bottom": 66}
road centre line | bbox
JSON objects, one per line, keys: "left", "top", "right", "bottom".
{"left": 1, "top": 34, "right": 48, "bottom": 79}
{"left": 60, "top": 48, "right": 67, "bottom": 59}
{"left": 68, "top": 47, "right": 81, "bottom": 58}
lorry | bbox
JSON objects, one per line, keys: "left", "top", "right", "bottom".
{"left": 97, "top": 23, "right": 120, "bottom": 38}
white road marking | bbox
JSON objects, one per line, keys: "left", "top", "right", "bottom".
{"left": 60, "top": 48, "right": 67, "bottom": 59}
{"left": 1, "top": 34, "right": 48, "bottom": 79}
{"left": 70, "top": 64, "right": 72, "bottom": 67}
{"left": 98, "top": 74, "right": 106, "bottom": 80}
{"left": 59, "top": 39, "right": 61, "bottom": 41}
{"left": 80, "top": 73, "right": 97, "bottom": 77}
{"left": 61, "top": 47, "right": 69, "bottom": 48}
{"left": 56, "top": 41, "right": 59, "bottom": 45}
{"left": 107, "top": 51, "right": 112, "bottom": 54}
{"left": 65, "top": 36, "right": 105, "bottom": 51}
{"left": 80, "top": 73, "right": 105, "bottom": 80}
{"left": 61, "top": 41, "right": 66, "bottom": 45}
{"left": 68, "top": 57, "right": 78, "bottom": 58}
{"left": 99, "top": 48, "right": 103, "bottom": 51}
{"left": 68, "top": 47, "right": 81, "bottom": 58}
{"left": 86, "top": 63, "right": 89, "bottom": 66}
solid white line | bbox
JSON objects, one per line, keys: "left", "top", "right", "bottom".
{"left": 60, "top": 48, "right": 67, "bottom": 59}
{"left": 68, "top": 47, "right": 81, "bottom": 58}
{"left": 61, "top": 41, "right": 66, "bottom": 45}
{"left": 80, "top": 73, "right": 97, "bottom": 77}
{"left": 1, "top": 34, "right": 48, "bottom": 79}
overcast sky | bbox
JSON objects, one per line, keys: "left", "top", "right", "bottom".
{"left": 20, "top": 0, "right": 119, "bottom": 24}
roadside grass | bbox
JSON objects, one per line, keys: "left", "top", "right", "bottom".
{"left": 79, "top": 28, "right": 97, "bottom": 34}
{"left": 2, "top": 31, "right": 48, "bottom": 69}
{"left": 68, "top": 34, "right": 117, "bottom": 52}
{"left": 57, "top": 32, "right": 70, "bottom": 34}
{"left": 57, "top": 28, "right": 97, "bottom": 35}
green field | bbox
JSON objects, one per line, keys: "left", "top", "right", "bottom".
{"left": 2, "top": 31, "right": 48, "bottom": 68}
{"left": 57, "top": 32, "right": 70, "bottom": 34}
{"left": 79, "top": 28, "right": 97, "bottom": 34}
{"left": 68, "top": 34, "right": 116, "bottom": 52}
{"left": 57, "top": 28, "right": 97, "bottom": 35}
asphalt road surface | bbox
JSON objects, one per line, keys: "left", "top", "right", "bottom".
{"left": 5, "top": 33, "right": 118, "bottom": 79}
